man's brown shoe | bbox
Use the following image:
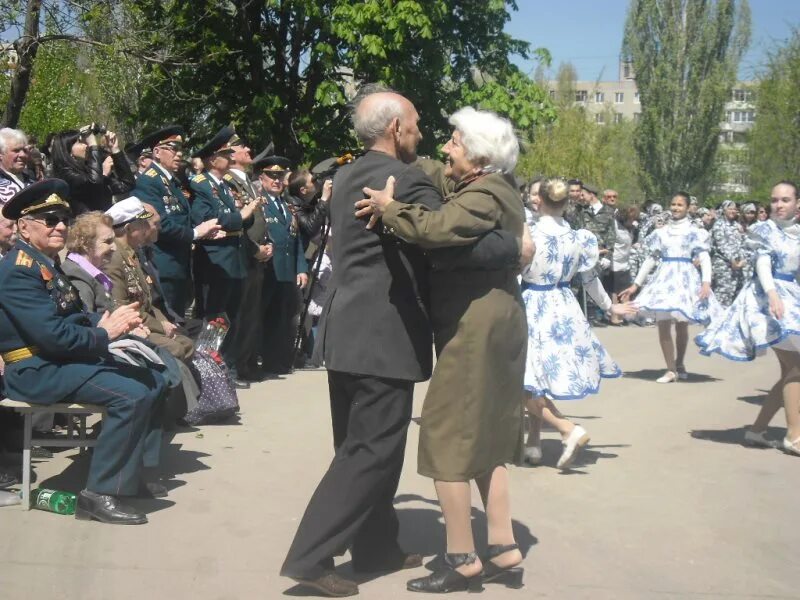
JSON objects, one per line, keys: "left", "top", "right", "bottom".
{"left": 291, "top": 572, "right": 358, "bottom": 597}
{"left": 353, "top": 552, "right": 423, "bottom": 574}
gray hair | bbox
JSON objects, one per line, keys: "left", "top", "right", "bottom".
{"left": 0, "top": 128, "right": 28, "bottom": 154}
{"left": 351, "top": 85, "right": 404, "bottom": 145}
{"left": 448, "top": 107, "right": 519, "bottom": 173}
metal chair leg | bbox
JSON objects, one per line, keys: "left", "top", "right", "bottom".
{"left": 22, "top": 412, "right": 32, "bottom": 510}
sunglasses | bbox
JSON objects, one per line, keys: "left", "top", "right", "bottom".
{"left": 28, "top": 214, "right": 71, "bottom": 228}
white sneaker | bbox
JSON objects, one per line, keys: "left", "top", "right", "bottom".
{"left": 656, "top": 371, "right": 677, "bottom": 383}
{"left": 783, "top": 437, "right": 800, "bottom": 456}
{"left": 743, "top": 429, "right": 778, "bottom": 448}
{"left": 557, "top": 426, "right": 590, "bottom": 470}
{"left": 523, "top": 445, "right": 542, "bottom": 465}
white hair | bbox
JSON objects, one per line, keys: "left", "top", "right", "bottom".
{"left": 448, "top": 107, "right": 519, "bottom": 173}
{"left": 0, "top": 128, "right": 28, "bottom": 154}
{"left": 352, "top": 93, "right": 405, "bottom": 145}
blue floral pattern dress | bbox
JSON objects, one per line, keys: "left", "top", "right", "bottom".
{"left": 522, "top": 216, "right": 621, "bottom": 400}
{"left": 696, "top": 219, "right": 800, "bottom": 360}
{"left": 634, "top": 221, "right": 720, "bottom": 323}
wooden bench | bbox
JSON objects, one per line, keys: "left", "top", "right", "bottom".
{"left": 0, "top": 398, "right": 105, "bottom": 510}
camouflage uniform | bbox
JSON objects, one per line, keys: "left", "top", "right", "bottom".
{"left": 710, "top": 218, "right": 745, "bottom": 306}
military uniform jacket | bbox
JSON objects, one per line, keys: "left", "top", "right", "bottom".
{"left": 105, "top": 239, "right": 170, "bottom": 336}
{"left": 190, "top": 172, "right": 246, "bottom": 279}
{"left": 134, "top": 162, "right": 193, "bottom": 280}
{"left": 577, "top": 202, "right": 617, "bottom": 257}
{"left": 224, "top": 170, "right": 266, "bottom": 267}
{"left": 263, "top": 194, "right": 308, "bottom": 282}
{"left": 0, "top": 241, "right": 110, "bottom": 403}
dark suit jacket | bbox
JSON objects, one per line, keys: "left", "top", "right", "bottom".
{"left": 263, "top": 195, "right": 308, "bottom": 282}
{"left": 315, "top": 150, "right": 519, "bottom": 382}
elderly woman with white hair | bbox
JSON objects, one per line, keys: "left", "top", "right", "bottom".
{"left": 359, "top": 107, "right": 527, "bottom": 593}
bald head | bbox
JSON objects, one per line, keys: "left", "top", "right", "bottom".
{"left": 352, "top": 91, "right": 421, "bottom": 163}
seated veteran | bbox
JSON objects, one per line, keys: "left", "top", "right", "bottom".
{"left": 0, "top": 179, "right": 168, "bottom": 525}
{"left": 61, "top": 211, "right": 117, "bottom": 313}
{"left": 104, "top": 197, "right": 194, "bottom": 362}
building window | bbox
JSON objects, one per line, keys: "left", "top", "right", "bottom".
{"left": 634, "top": 92, "right": 640, "bottom": 103}
{"left": 615, "top": 92, "right": 624, "bottom": 103}
{"left": 633, "top": 113, "right": 641, "bottom": 123}
{"left": 623, "top": 62, "right": 632, "bottom": 79}
{"left": 614, "top": 113, "right": 623, "bottom": 124}
{"left": 595, "top": 113, "right": 605, "bottom": 124}
{"left": 730, "top": 110, "right": 756, "bottom": 123}
{"left": 575, "top": 90, "right": 588, "bottom": 102}
{"left": 732, "top": 89, "right": 754, "bottom": 103}
{"left": 595, "top": 91, "right": 605, "bottom": 103}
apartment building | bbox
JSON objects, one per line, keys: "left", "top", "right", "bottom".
{"left": 552, "top": 60, "right": 756, "bottom": 193}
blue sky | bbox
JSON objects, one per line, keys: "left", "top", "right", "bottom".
{"left": 505, "top": 0, "right": 800, "bottom": 82}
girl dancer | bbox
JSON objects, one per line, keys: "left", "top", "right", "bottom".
{"left": 619, "top": 192, "right": 719, "bottom": 383}
{"left": 696, "top": 181, "right": 800, "bottom": 456}
{"left": 522, "top": 178, "right": 635, "bottom": 469}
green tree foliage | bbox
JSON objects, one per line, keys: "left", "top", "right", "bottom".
{"left": 517, "top": 63, "right": 644, "bottom": 204}
{"left": 623, "top": 0, "right": 750, "bottom": 200}
{"left": 748, "top": 28, "right": 800, "bottom": 198}
{"left": 131, "top": 0, "right": 554, "bottom": 162}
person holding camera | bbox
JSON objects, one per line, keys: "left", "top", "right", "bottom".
{"left": 286, "top": 169, "right": 330, "bottom": 248}
{"left": 51, "top": 124, "right": 135, "bottom": 215}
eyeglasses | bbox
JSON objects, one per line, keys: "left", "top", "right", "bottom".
{"left": 27, "top": 214, "right": 71, "bottom": 228}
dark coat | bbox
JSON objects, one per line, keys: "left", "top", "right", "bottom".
{"left": 61, "top": 257, "right": 114, "bottom": 314}
{"left": 262, "top": 194, "right": 308, "bottom": 282}
{"left": 54, "top": 147, "right": 135, "bottom": 214}
{"left": 0, "top": 241, "right": 111, "bottom": 402}
{"left": 315, "top": 150, "right": 520, "bottom": 382}
{"left": 190, "top": 172, "right": 246, "bottom": 280}
{"left": 134, "top": 162, "right": 193, "bottom": 281}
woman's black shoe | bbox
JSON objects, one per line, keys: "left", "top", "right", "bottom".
{"left": 481, "top": 544, "right": 524, "bottom": 588}
{"left": 407, "top": 552, "right": 483, "bottom": 594}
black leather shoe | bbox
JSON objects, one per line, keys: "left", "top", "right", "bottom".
{"left": 0, "top": 470, "right": 17, "bottom": 490}
{"left": 291, "top": 572, "right": 358, "bottom": 597}
{"left": 75, "top": 490, "right": 147, "bottom": 525}
{"left": 481, "top": 544, "right": 524, "bottom": 588}
{"left": 233, "top": 378, "right": 250, "bottom": 390}
{"left": 138, "top": 481, "right": 168, "bottom": 498}
{"left": 407, "top": 552, "right": 483, "bottom": 594}
{"left": 353, "top": 552, "right": 423, "bottom": 573}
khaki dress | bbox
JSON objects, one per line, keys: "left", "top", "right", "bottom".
{"left": 381, "top": 170, "right": 526, "bottom": 481}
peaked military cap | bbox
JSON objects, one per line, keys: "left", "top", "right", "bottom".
{"left": 124, "top": 140, "right": 152, "bottom": 161}
{"left": 582, "top": 183, "right": 598, "bottom": 195}
{"left": 192, "top": 125, "right": 237, "bottom": 159}
{"left": 2, "top": 179, "right": 71, "bottom": 220}
{"left": 136, "top": 125, "right": 185, "bottom": 156}
{"left": 253, "top": 155, "right": 292, "bottom": 175}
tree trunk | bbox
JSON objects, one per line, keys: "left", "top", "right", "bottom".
{"left": 1, "top": 0, "right": 42, "bottom": 128}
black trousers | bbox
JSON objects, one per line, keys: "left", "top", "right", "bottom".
{"left": 281, "top": 371, "right": 414, "bottom": 579}
{"left": 260, "top": 266, "right": 300, "bottom": 374}
{"left": 200, "top": 277, "right": 244, "bottom": 366}
{"left": 231, "top": 262, "right": 265, "bottom": 374}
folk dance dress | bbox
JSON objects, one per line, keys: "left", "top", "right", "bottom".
{"left": 522, "top": 216, "right": 621, "bottom": 400}
{"left": 633, "top": 218, "right": 720, "bottom": 323}
{"left": 696, "top": 219, "right": 800, "bottom": 360}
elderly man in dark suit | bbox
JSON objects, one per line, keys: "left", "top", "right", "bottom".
{"left": 280, "top": 88, "right": 529, "bottom": 597}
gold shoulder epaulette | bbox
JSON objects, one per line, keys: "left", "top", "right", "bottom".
{"left": 192, "top": 174, "right": 206, "bottom": 183}
{"left": 14, "top": 250, "right": 33, "bottom": 268}
{"left": 144, "top": 168, "right": 158, "bottom": 177}
{"left": 223, "top": 173, "right": 234, "bottom": 182}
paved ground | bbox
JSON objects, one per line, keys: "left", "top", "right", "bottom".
{"left": 1, "top": 324, "right": 797, "bottom": 600}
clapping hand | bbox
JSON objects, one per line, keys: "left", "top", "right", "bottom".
{"left": 354, "top": 175, "right": 396, "bottom": 230}
{"left": 98, "top": 303, "right": 142, "bottom": 341}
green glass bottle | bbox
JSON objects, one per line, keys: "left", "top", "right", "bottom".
{"left": 31, "top": 488, "right": 77, "bottom": 515}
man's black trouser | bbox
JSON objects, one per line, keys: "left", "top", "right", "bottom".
{"left": 281, "top": 370, "right": 414, "bottom": 579}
